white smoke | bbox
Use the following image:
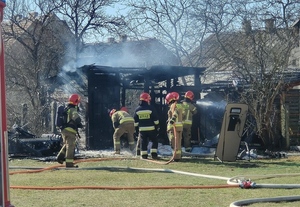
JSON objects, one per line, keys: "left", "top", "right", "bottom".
{"left": 57, "top": 38, "right": 177, "bottom": 96}
{"left": 62, "top": 60, "right": 77, "bottom": 72}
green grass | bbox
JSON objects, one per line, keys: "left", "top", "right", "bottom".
{"left": 7, "top": 156, "right": 300, "bottom": 207}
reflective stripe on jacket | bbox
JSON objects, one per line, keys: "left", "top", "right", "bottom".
{"left": 65, "top": 106, "right": 81, "bottom": 134}
{"left": 134, "top": 103, "right": 159, "bottom": 132}
{"left": 168, "top": 103, "right": 183, "bottom": 127}
{"left": 112, "top": 110, "right": 134, "bottom": 126}
{"left": 182, "top": 100, "right": 197, "bottom": 125}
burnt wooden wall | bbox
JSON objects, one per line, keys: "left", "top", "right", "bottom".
{"left": 284, "top": 89, "right": 300, "bottom": 147}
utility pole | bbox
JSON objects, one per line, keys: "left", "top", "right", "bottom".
{"left": 0, "top": 1, "right": 14, "bottom": 206}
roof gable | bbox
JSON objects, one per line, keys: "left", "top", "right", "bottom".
{"left": 189, "top": 25, "right": 297, "bottom": 84}
{"left": 79, "top": 38, "right": 179, "bottom": 67}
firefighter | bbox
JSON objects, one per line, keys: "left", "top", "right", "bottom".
{"left": 134, "top": 92, "right": 160, "bottom": 159}
{"left": 119, "top": 106, "right": 130, "bottom": 147}
{"left": 110, "top": 108, "right": 135, "bottom": 154}
{"left": 181, "top": 91, "right": 197, "bottom": 152}
{"left": 166, "top": 92, "right": 183, "bottom": 161}
{"left": 120, "top": 104, "right": 142, "bottom": 155}
{"left": 120, "top": 106, "right": 128, "bottom": 112}
{"left": 56, "top": 94, "right": 83, "bottom": 168}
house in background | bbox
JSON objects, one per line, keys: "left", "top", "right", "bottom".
{"left": 3, "top": 12, "right": 75, "bottom": 80}
{"left": 78, "top": 36, "right": 179, "bottom": 67}
{"left": 2, "top": 12, "right": 75, "bottom": 132}
{"left": 188, "top": 18, "right": 300, "bottom": 149}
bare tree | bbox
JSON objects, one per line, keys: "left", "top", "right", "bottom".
{"left": 193, "top": 0, "right": 300, "bottom": 149}
{"left": 3, "top": 0, "right": 126, "bottom": 135}
{"left": 125, "top": 0, "right": 209, "bottom": 68}
{"left": 3, "top": 0, "right": 73, "bottom": 134}
{"left": 49, "top": 0, "right": 126, "bottom": 59}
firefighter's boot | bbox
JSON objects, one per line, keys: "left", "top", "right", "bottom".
{"left": 66, "top": 162, "right": 78, "bottom": 168}
{"left": 56, "top": 153, "right": 65, "bottom": 164}
{"left": 141, "top": 155, "right": 148, "bottom": 159}
{"left": 151, "top": 152, "right": 158, "bottom": 160}
{"left": 185, "top": 147, "right": 192, "bottom": 153}
{"left": 173, "top": 150, "right": 182, "bottom": 162}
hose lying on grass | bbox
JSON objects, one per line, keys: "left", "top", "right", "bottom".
{"left": 9, "top": 157, "right": 300, "bottom": 207}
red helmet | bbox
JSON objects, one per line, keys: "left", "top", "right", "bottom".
{"left": 109, "top": 109, "right": 117, "bottom": 117}
{"left": 171, "top": 92, "right": 180, "bottom": 101}
{"left": 120, "top": 106, "right": 128, "bottom": 112}
{"left": 140, "top": 92, "right": 151, "bottom": 103}
{"left": 69, "top": 94, "right": 80, "bottom": 105}
{"left": 184, "top": 91, "right": 194, "bottom": 100}
{"left": 165, "top": 93, "right": 177, "bottom": 104}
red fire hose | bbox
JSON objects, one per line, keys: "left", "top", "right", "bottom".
{"left": 9, "top": 159, "right": 239, "bottom": 191}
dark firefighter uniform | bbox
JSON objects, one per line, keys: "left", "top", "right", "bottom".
{"left": 57, "top": 104, "right": 83, "bottom": 167}
{"left": 167, "top": 102, "right": 183, "bottom": 161}
{"left": 134, "top": 102, "right": 160, "bottom": 159}
{"left": 111, "top": 110, "right": 135, "bottom": 154}
{"left": 182, "top": 98, "right": 197, "bottom": 152}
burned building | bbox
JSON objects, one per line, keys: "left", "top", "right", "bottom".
{"left": 81, "top": 64, "right": 206, "bottom": 150}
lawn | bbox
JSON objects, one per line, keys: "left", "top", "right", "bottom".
{"left": 7, "top": 155, "right": 300, "bottom": 207}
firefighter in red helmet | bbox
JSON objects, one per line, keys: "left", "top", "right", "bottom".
{"left": 171, "top": 92, "right": 180, "bottom": 101}
{"left": 139, "top": 92, "right": 151, "bottom": 103}
{"left": 165, "top": 92, "right": 183, "bottom": 161}
{"left": 110, "top": 108, "right": 135, "bottom": 154}
{"left": 181, "top": 91, "right": 197, "bottom": 152}
{"left": 134, "top": 92, "right": 160, "bottom": 159}
{"left": 56, "top": 94, "right": 83, "bottom": 167}
{"left": 120, "top": 106, "right": 128, "bottom": 112}
{"left": 110, "top": 109, "right": 117, "bottom": 117}
{"left": 69, "top": 94, "right": 80, "bottom": 105}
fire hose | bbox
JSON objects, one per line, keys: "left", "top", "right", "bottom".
{"left": 9, "top": 158, "right": 300, "bottom": 206}
{"left": 9, "top": 161, "right": 238, "bottom": 190}
{"left": 227, "top": 174, "right": 300, "bottom": 206}
{"left": 140, "top": 102, "right": 179, "bottom": 165}
{"left": 229, "top": 195, "right": 300, "bottom": 207}
{"left": 140, "top": 125, "right": 177, "bottom": 165}
{"left": 9, "top": 106, "right": 300, "bottom": 205}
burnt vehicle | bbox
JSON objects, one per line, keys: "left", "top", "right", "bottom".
{"left": 8, "top": 124, "right": 62, "bottom": 157}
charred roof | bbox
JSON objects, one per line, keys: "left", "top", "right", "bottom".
{"left": 81, "top": 64, "right": 206, "bottom": 84}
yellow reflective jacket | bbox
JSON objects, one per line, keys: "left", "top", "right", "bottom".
{"left": 167, "top": 102, "right": 183, "bottom": 131}
{"left": 64, "top": 106, "right": 83, "bottom": 134}
{"left": 111, "top": 110, "right": 134, "bottom": 129}
{"left": 182, "top": 100, "right": 197, "bottom": 125}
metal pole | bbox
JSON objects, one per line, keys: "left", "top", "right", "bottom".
{"left": 0, "top": 1, "right": 14, "bottom": 206}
